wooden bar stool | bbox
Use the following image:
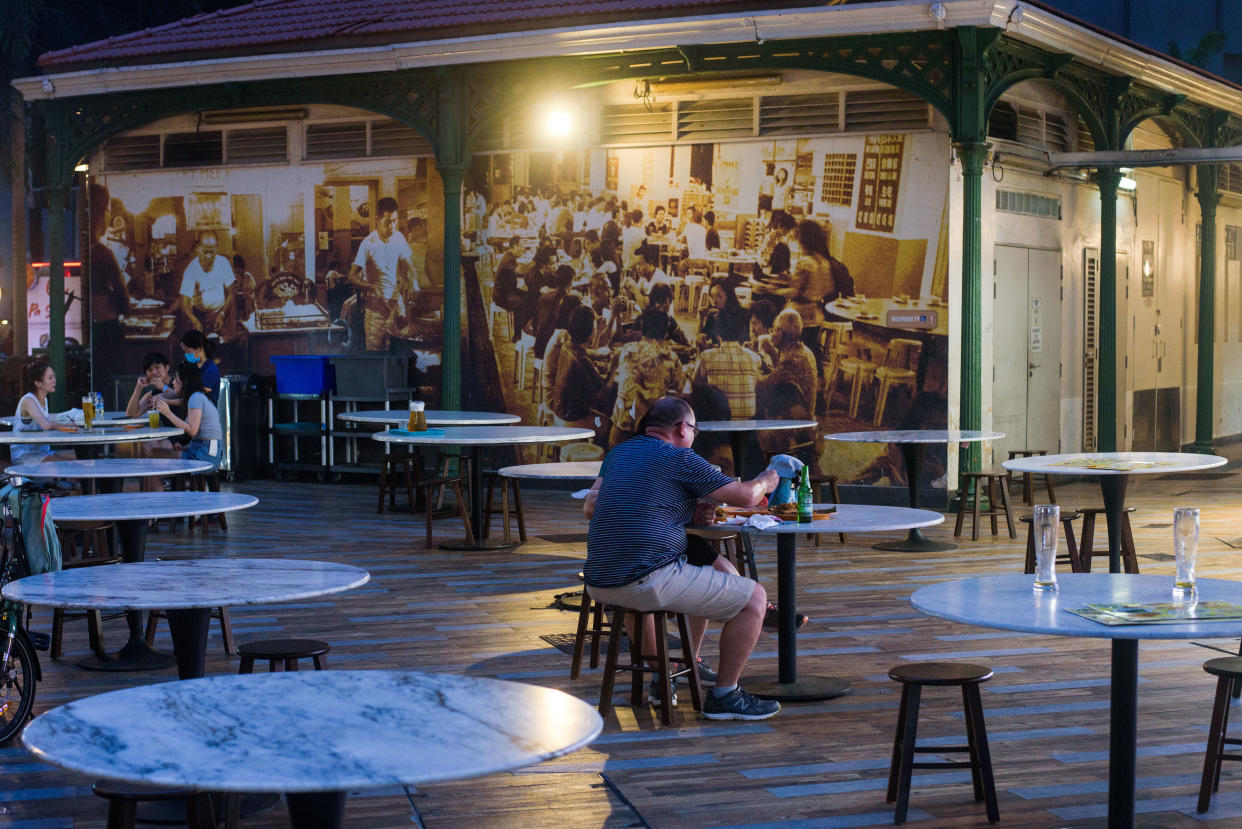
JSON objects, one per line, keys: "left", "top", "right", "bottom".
{"left": 812, "top": 475, "right": 847, "bottom": 546}
{"left": 887, "top": 662, "right": 999, "bottom": 824}
{"left": 1006, "top": 449, "right": 1057, "bottom": 505}
{"left": 376, "top": 450, "right": 419, "bottom": 514}
{"left": 1078, "top": 507, "right": 1140, "bottom": 573}
{"left": 187, "top": 471, "right": 228, "bottom": 534}
{"left": 483, "top": 471, "right": 527, "bottom": 544}
{"left": 92, "top": 782, "right": 215, "bottom": 829}
{"left": 954, "top": 472, "right": 1015, "bottom": 540}
{"left": 598, "top": 605, "right": 703, "bottom": 726}
{"left": 1019, "top": 510, "right": 1083, "bottom": 574}
{"left": 570, "top": 579, "right": 614, "bottom": 679}
{"left": 237, "top": 638, "right": 330, "bottom": 673}
{"left": 51, "top": 521, "right": 119, "bottom": 660}
{"left": 1198, "top": 656, "right": 1242, "bottom": 812}
{"left": 145, "top": 607, "right": 235, "bottom": 655}
{"left": 686, "top": 527, "right": 755, "bottom": 580}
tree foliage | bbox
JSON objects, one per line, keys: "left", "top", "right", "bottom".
{"left": 1167, "top": 30, "right": 1228, "bottom": 69}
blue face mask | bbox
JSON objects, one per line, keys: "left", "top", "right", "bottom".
{"left": 184, "top": 351, "right": 199, "bottom": 364}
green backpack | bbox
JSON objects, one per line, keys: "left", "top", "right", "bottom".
{"left": 1, "top": 484, "right": 62, "bottom": 576}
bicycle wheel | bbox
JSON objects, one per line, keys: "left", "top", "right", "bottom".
{"left": 0, "top": 627, "right": 36, "bottom": 744}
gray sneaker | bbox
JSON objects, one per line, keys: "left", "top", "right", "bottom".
{"left": 648, "top": 675, "right": 677, "bottom": 706}
{"left": 701, "top": 687, "right": 781, "bottom": 721}
{"left": 696, "top": 659, "right": 718, "bottom": 686}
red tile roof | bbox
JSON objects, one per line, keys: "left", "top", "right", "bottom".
{"left": 38, "top": 0, "right": 816, "bottom": 70}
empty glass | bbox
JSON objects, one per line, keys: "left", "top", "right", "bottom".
{"left": 1033, "top": 505, "right": 1059, "bottom": 592}
{"left": 1173, "top": 507, "right": 1200, "bottom": 596}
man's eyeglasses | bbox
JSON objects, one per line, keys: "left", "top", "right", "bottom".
{"left": 677, "top": 421, "right": 701, "bottom": 436}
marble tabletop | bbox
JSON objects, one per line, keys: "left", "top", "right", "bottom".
{"left": 6, "top": 459, "right": 213, "bottom": 479}
{"left": 372, "top": 425, "right": 594, "bottom": 447}
{"left": 0, "top": 426, "right": 183, "bottom": 445}
{"left": 826, "top": 429, "right": 1003, "bottom": 444}
{"left": 697, "top": 419, "right": 818, "bottom": 432}
{"left": 1001, "top": 451, "right": 1227, "bottom": 476}
{"left": 47, "top": 492, "right": 257, "bottom": 522}
{"left": 338, "top": 410, "right": 521, "bottom": 427}
{"left": 3, "top": 557, "right": 369, "bottom": 610}
{"left": 21, "top": 670, "right": 602, "bottom": 792}
{"left": 911, "top": 573, "right": 1242, "bottom": 640}
{"left": 0, "top": 411, "right": 146, "bottom": 428}
{"left": 498, "top": 461, "right": 602, "bottom": 480}
{"left": 719, "top": 503, "right": 944, "bottom": 535}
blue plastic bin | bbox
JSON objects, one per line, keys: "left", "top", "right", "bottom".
{"left": 271, "top": 356, "right": 336, "bottom": 395}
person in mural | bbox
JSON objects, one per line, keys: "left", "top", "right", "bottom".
{"left": 757, "top": 162, "right": 776, "bottom": 215}
{"left": 704, "top": 211, "right": 721, "bottom": 252}
{"left": 786, "top": 219, "right": 842, "bottom": 384}
{"left": 178, "top": 231, "right": 240, "bottom": 338}
{"left": 550, "top": 306, "right": 607, "bottom": 425}
{"left": 582, "top": 395, "right": 785, "bottom": 721}
{"left": 621, "top": 209, "right": 646, "bottom": 270}
{"left": 608, "top": 308, "right": 686, "bottom": 447}
{"left": 651, "top": 204, "right": 670, "bottom": 235}
{"left": 346, "top": 196, "right": 420, "bottom": 352}
{"left": 693, "top": 311, "right": 764, "bottom": 421}
{"left": 586, "top": 273, "right": 621, "bottom": 351}
{"left": 747, "top": 297, "right": 781, "bottom": 368}
{"left": 527, "top": 264, "right": 576, "bottom": 360}
{"left": 771, "top": 166, "right": 792, "bottom": 212}
{"left": 676, "top": 206, "right": 710, "bottom": 276}
{"left": 89, "top": 185, "right": 131, "bottom": 381}
{"left": 753, "top": 211, "right": 798, "bottom": 289}
{"left": 698, "top": 280, "right": 749, "bottom": 349}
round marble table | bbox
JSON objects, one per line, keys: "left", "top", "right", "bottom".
{"left": 22, "top": 670, "right": 602, "bottom": 829}
{"left": 1002, "top": 452, "right": 1226, "bottom": 573}
{"left": 43, "top": 492, "right": 259, "bottom": 672}
{"left": 912, "top": 573, "right": 1242, "bottom": 828}
{"left": 337, "top": 409, "right": 521, "bottom": 427}
{"left": 497, "top": 461, "right": 602, "bottom": 480}
{"left": 0, "top": 425, "right": 182, "bottom": 449}
{"left": 7, "top": 458, "right": 212, "bottom": 481}
{"left": 5, "top": 558, "right": 366, "bottom": 681}
{"left": 373, "top": 426, "right": 594, "bottom": 550}
{"left": 707, "top": 503, "right": 944, "bottom": 702}
{"left": 0, "top": 411, "right": 148, "bottom": 428}
{"left": 826, "top": 429, "right": 1003, "bottom": 552}
{"left": 697, "top": 419, "right": 818, "bottom": 480}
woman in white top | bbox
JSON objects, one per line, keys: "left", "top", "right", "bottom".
{"left": 11, "top": 359, "right": 76, "bottom": 465}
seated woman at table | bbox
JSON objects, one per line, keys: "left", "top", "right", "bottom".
{"left": 179, "top": 330, "right": 220, "bottom": 405}
{"left": 697, "top": 280, "right": 748, "bottom": 348}
{"left": 586, "top": 273, "right": 622, "bottom": 351}
{"left": 747, "top": 298, "right": 781, "bottom": 368}
{"left": 550, "top": 306, "right": 609, "bottom": 427}
{"left": 153, "top": 362, "right": 224, "bottom": 472}
{"left": 10, "top": 358, "right": 77, "bottom": 466}
{"left": 752, "top": 211, "right": 798, "bottom": 291}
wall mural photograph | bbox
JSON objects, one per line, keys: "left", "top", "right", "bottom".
{"left": 86, "top": 126, "right": 951, "bottom": 490}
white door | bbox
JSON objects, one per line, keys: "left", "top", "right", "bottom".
{"left": 993, "top": 246, "right": 1063, "bottom": 462}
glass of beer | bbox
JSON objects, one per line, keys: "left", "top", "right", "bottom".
{"left": 81, "top": 395, "right": 95, "bottom": 430}
{"left": 407, "top": 401, "right": 427, "bottom": 431}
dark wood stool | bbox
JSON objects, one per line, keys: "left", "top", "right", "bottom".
{"left": 686, "top": 527, "right": 756, "bottom": 580}
{"left": 1020, "top": 510, "right": 1083, "bottom": 574}
{"left": 570, "top": 580, "right": 614, "bottom": 679}
{"left": 51, "top": 521, "right": 120, "bottom": 660}
{"left": 598, "top": 605, "right": 703, "bottom": 726}
{"left": 377, "top": 450, "right": 419, "bottom": 514}
{"left": 237, "top": 638, "right": 330, "bottom": 673}
{"left": 483, "top": 472, "right": 527, "bottom": 544}
{"left": 1198, "top": 656, "right": 1242, "bottom": 812}
{"left": 92, "top": 781, "right": 215, "bottom": 829}
{"left": 812, "top": 475, "right": 847, "bottom": 545}
{"left": 145, "top": 607, "right": 235, "bottom": 655}
{"left": 887, "top": 661, "right": 999, "bottom": 824}
{"left": 187, "top": 471, "right": 228, "bottom": 534}
{"left": 954, "top": 472, "right": 1016, "bottom": 540}
{"left": 1078, "top": 507, "right": 1140, "bottom": 573}
{"left": 1006, "top": 449, "right": 1057, "bottom": 505}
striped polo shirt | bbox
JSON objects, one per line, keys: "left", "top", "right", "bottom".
{"left": 585, "top": 435, "right": 733, "bottom": 588}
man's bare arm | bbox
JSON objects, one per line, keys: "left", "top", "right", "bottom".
{"left": 707, "top": 469, "right": 780, "bottom": 508}
{"left": 583, "top": 476, "right": 603, "bottom": 520}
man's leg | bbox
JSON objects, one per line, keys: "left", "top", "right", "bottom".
{"left": 715, "top": 581, "right": 767, "bottom": 689}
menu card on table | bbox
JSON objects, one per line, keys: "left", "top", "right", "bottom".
{"left": 1067, "top": 601, "right": 1242, "bottom": 626}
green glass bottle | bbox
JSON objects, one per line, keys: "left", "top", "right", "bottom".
{"left": 796, "top": 466, "right": 813, "bottom": 523}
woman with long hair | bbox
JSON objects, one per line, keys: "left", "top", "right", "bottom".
{"left": 788, "top": 219, "right": 836, "bottom": 377}
{"left": 154, "top": 362, "right": 224, "bottom": 471}
{"left": 10, "top": 358, "right": 76, "bottom": 465}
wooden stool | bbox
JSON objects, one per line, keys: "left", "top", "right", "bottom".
{"left": 570, "top": 580, "right": 614, "bottom": 679}
{"left": 483, "top": 472, "right": 527, "bottom": 544}
{"left": 1006, "top": 449, "right": 1057, "bottom": 505}
{"left": 51, "top": 521, "right": 119, "bottom": 660}
{"left": 145, "top": 607, "right": 235, "bottom": 655}
{"left": 686, "top": 527, "right": 756, "bottom": 580}
{"left": 237, "top": 638, "right": 329, "bottom": 673}
{"left": 91, "top": 781, "right": 215, "bottom": 829}
{"left": 187, "top": 471, "right": 227, "bottom": 534}
{"left": 1020, "top": 510, "right": 1083, "bottom": 574}
{"left": 812, "top": 475, "right": 847, "bottom": 545}
{"left": 954, "top": 472, "right": 1016, "bottom": 540}
{"left": 1198, "top": 656, "right": 1242, "bottom": 812}
{"left": 887, "top": 662, "right": 999, "bottom": 824}
{"left": 1078, "top": 507, "right": 1140, "bottom": 573}
{"left": 598, "top": 605, "right": 703, "bottom": 726}
{"left": 377, "top": 450, "right": 420, "bottom": 514}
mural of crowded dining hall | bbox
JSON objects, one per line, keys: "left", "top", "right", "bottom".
{"left": 83, "top": 93, "right": 950, "bottom": 487}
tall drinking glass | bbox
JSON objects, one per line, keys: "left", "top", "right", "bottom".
{"left": 81, "top": 395, "right": 95, "bottom": 430}
{"left": 1173, "top": 507, "right": 1200, "bottom": 596}
{"left": 1033, "top": 504, "right": 1059, "bottom": 592}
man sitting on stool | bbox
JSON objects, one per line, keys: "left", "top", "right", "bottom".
{"left": 582, "top": 395, "right": 801, "bottom": 721}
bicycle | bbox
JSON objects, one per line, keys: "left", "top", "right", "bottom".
{"left": 0, "top": 476, "right": 52, "bottom": 745}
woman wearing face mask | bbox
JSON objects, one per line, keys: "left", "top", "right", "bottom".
{"left": 154, "top": 362, "right": 223, "bottom": 471}
{"left": 179, "top": 330, "right": 220, "bottom": 404}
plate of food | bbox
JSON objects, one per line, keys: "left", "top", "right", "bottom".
{"left": 715, "top": 504, "right": 836, "bottom": 522}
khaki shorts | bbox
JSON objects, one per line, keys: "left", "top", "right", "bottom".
{"left": 586, "top": 557, "right": 755, "bottom": 622}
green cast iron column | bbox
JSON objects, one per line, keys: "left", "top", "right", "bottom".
{"left": 45, "top": 184, "right": 67, "bottom": 410}
{"left": 1093, "top": 170, "right": 1121, "bottom": 452}
{"left": 957, "top": 141, "right": 989, "bottom": 473}
{"left": 1193, "top": 164, "right": 1221, "bottom": 453}
{"left": 438, "top": 167, "right": 465, "bottom": 411}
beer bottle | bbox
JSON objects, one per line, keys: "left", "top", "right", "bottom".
{"left": 796, "top": 466, "right": 813, "bottom": 523}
